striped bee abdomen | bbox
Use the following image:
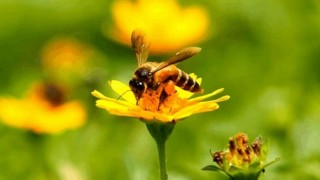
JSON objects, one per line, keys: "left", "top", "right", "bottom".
{"left": 173, "top": 69, "right": 202, "bottom": 93}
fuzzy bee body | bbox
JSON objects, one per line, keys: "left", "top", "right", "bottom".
{"left": 129, "top": 30, "right": 203, "bottom": 102}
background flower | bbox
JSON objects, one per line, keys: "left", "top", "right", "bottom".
{"left": 42, "top": 38, "right": 91, "bottom": 73}
{"left": 107, "top": 0, "right": 209, "bottom": 54}
{"left": 0, "top": 82, "right": 86, "bottom": 134}
{"left": 203, "top": 133, "right": 279, "bottom": 179}
{"left": 41, "top": 37, "right": 100, "bottom": 86}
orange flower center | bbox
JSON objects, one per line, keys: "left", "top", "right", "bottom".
{"left": 137, "top": 82, "right": 185, "bottom": 114}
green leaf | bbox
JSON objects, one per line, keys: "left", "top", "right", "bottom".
{"left": 261, "top": 157, "right": 280, "bottom": 170}
{"left": 249, "top": 161, "right": 261, "bottom": 169}
{"left": 229, "top": 165, "right": 243, "bottom": 173}
{"left": 202, "top": 165, "right": 222, "bottom": 171}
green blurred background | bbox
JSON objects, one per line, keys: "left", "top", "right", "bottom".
{"left": 1, "top": 0, "right": 320, "bottom": 179}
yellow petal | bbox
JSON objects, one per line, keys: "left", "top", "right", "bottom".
{"left": 153, "top": 112, "right": 174, "bottom": 123}
{"left": 109, "top": 80, "right": 136, "bottom": 104}
{"left": 189, "top": 88, "right": 225, "bottom": 102}
{"left": 174, "top": 101, "right": 219, "bottom": 120}
{"left": 131, "top": 109, "right": 157, "bottom": 121}
{"left": 96, "top": 98, "right": 134, "bottom": 112}
{"left": 91, "top": 90, "right": 108, "bottom": 99}
{"left": 92, "top": 90, "right": 135, "bottom": 108}
{"left": 0, "top": 97, "right": 86, "bottom": 134}
{"left": 214, "top": 95, "right": 231, "bottom": 102}
{"left": 33, "top": 101, "right": 86, "bottom": 134}
{"left": 189, "top": 73, "right": 197, "bottom": 79}
{"left": 176, "top": 86, "right": 194, "bottom": 99}
{"left": 96, "top": 100, "right": 140, "bottom": 118}
{"left": 0, "top": 98, "right": 30, "bottom": 128}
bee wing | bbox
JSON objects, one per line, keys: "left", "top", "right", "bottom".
{"left": 150, "top": 47, "right": 201, "bottom": 74}
{"left": 131, "top": 30, "right": 150, "bottom": 67}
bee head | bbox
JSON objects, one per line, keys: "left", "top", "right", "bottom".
{"left": 135, "top": 67, "right": 152, "bottom": 82}
{"left": 129, "top": 78, "right": 146, "bottom": 101}
{"left": 129, "top": 67, "right": 153, "bottom": 101}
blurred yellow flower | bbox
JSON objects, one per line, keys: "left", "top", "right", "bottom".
{"left": 92, "top": 74, "right": 229, "bottom": 123}
{"left": 0, "top": 83, "right": 86, "bottom": 134}
{"left": 41, "top": 37, "right": 94, "bottom": 85}
{"left": 108, "top": 0, "right": 209, "bottom": 54}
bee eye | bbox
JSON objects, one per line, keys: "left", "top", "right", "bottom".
{"left": 129, "top": 79, "right": 145, "bottom": 100}
{"left": 129, "top": 79, "right": 145, "bottom": 91}
{"left": 136, "top": 68, "right": 150, "bottom": 79}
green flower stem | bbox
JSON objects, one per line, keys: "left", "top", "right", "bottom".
{"left": 146, "top": 122, "right": 175, "bottom": 180}
{"left": 157, "top": 136, "right": 167, "bottom": 180}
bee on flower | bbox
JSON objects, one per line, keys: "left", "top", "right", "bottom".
{"left": 92, "top": 30, "right": 229, "bottom": 123}
{"left": 129, "top": 30, "right": 203, "bottom": 107}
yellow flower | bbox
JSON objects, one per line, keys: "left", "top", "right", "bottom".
{"left": 108, "top": 0, "right": 209, "bottom": 54}
{"left": 92, "top": 74, "right": 229, "bottom": 123}
{"left": 0, "top": 83, "right": 86, "bottom": 134}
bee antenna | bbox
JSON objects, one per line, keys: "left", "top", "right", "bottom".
{"left": 116, "top": 90, "right": 132, "bottom": 100}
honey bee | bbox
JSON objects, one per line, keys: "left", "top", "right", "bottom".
{"left": 129, "top": 30, "right": 203, "bottom": 103}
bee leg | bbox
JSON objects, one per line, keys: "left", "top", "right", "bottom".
{"left": 157, "top": 81, "right": 176, "bottom": 110}
{"left": 158, "top": 89, "right": 168, "bottom": 110}
{"left": 152, "top": 81, "right": 161, "bottom": 91}
{"left": 164, "top": 81, "right": 176, "bottom": 95}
